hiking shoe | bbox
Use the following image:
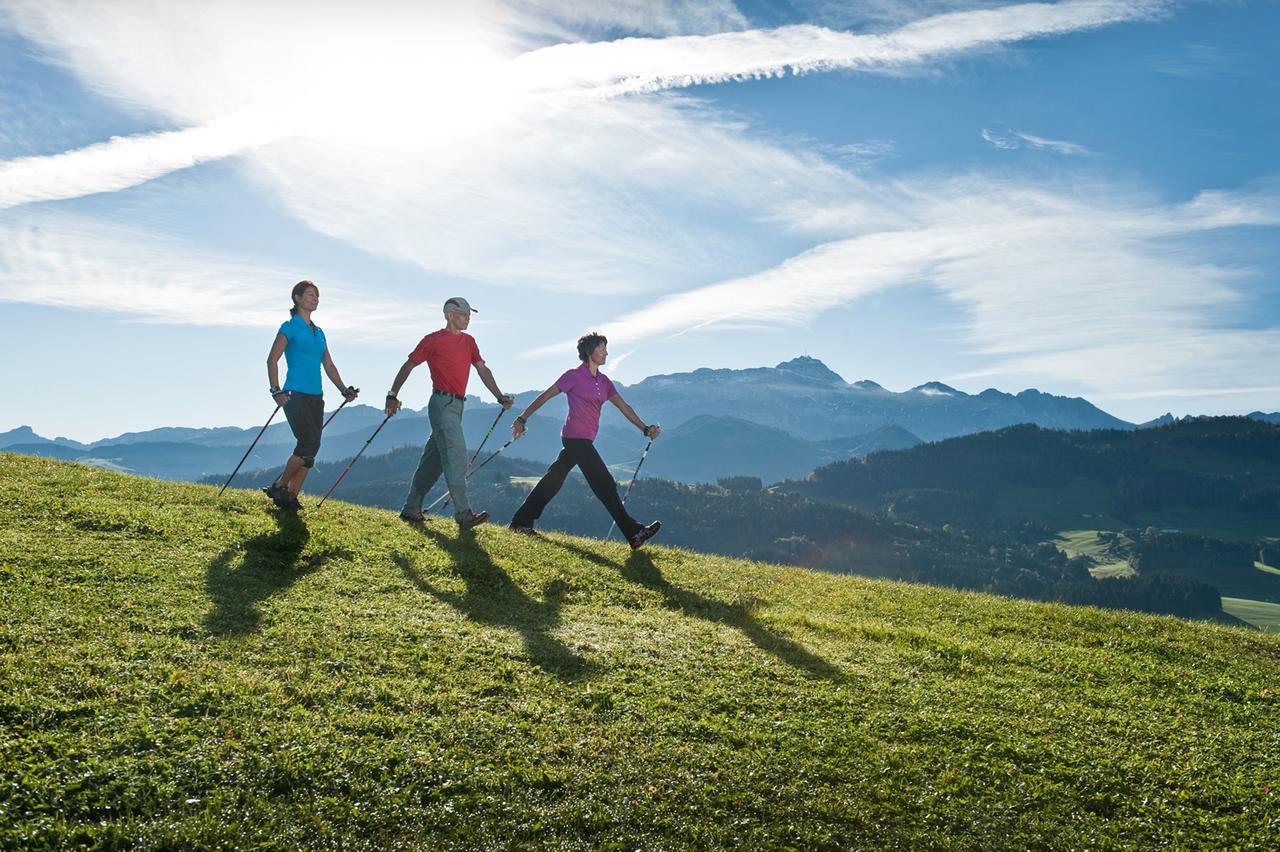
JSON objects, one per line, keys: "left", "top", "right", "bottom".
{"left": 399, "top": 509, "right": 426, "bottom": 524}
{"left": 508, "top": 523, "right": 537, "bottom": 536}
{"left": 457, "top": 510, "right": 490, "bottom": 530}
{"left": 630, "top": 521, "right": 662, "bottom": 550}
{"left": 263, "top": 482, "right": 288, "bottom": 503}
{"left": 280, "top": 494, "right": 302, "bottom": 512}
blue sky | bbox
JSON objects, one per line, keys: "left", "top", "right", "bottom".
{"left": 1, "top": 0, "right": 1277, "bottom": 441}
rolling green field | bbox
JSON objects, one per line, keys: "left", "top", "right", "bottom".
{"left": 1054, "top": 529, "right": 1134, "bottom": 578}
{"left": 3, "top": 454, "right": 1280, "bottom": 849}
{"left": 1221, "top": 597, "right": 1280, "bottom": 634}
{"left": 1056, "top": 529, "right": 1280, "bottom": 630}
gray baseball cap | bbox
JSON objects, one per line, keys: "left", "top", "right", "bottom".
{"left": 443, "top": 296, "right": 476, "bottom": 314}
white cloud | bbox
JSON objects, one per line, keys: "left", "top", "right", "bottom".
{"left": 7, "top": 0, "right": 1274, "bottom": 420}
{"left": 507, "top": 0, "right": 748, "bottom": 37}
{"left": 247, "top": 96, "right": 861, "bottom": 293}
{"left": 0, "top": 108, "right": 289, "bottom": 209}
{"left": 0, "top": 212, "right": 417, "bottom": 341}
{"left": 981, "top": 128, "right": 1021, "bottom": 149}
{"left": 577, "top": 180, "right": 1280, "bottom": 402}
{"left": 1149, "top": 42, "right": 1254, "bottom": 79}
{"left": 831, "top": 139, "right": 899, "bottom": 168}
{"left": 510, "top": 0, "right": 1163, "bottom": 99}
{"left": 0, "top": 0, "right": 1157, "bottom": 212}
{"left": 982, "top": 127, "right": 1093, "bottom": 154}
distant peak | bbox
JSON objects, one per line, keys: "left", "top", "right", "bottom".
{"left": 775, "top": 356, "right": 844, "bottom": 383}
{"left": 910, "top": 381, "right": 962, "bottom": 397}
{"left": 1139, "top": 413, "right": 1178, "bottom": 429}
{"left": 852, "top": 379, "right": 883, "bottom": 390}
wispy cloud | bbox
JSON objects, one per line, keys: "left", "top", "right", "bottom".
{"left": 830, "top": 139, "right": 898, "bottom": 168}
{"left": 511, "top": 0, "right": 1164, "bottom": 98}
{"left": 0, "top": 212, "right": 417, "bottom": 340}
{"left": 0, "top": 0, "right": 1156, "bottom": 211}
{"left": 8, "top": 0, "right": 1272, "bottom": 420}
{"left": 572, "top": 180, "right": 1280, "bottom": 400}
{"left": 1149, "top": 42, "right": 1254, "bottom": 79}
{"left": 509, "top": 0, "right": 748, "bottom": 37}
{"left": 981, "top": 128, "right": 1021, "bottom": 149}
{"left": 0, "top": 109, "right": 289, "bottom": 209}
{"left": 982, "top": 127, "right": 1093, "bottom": 154}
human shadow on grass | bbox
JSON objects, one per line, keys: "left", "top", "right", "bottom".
{"left": 393, "top": 527, "right": 591, "bottom": 681}
{"left": 545, "top": 537, "right": 843, "bottom": 682}
{"left": 204, "top": 510, "right": 350, "bottom": 636}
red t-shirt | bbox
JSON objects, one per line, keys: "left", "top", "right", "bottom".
{"left": 408, "top": 329, "right": 482, "bottom": 397}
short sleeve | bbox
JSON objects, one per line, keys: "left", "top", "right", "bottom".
{"left": 470, "top": 335, "right": 482, "bottom": 366}
{"left": 554, "top": 369, "right": 578, "bottom": 394}
{"left": 277, "top": 320, "right": 294, "bottom": 341}
{"left": 602, "top": 374, "right": 617, "bottom": 398}
{"left": 407, "top": 335, "right": 432, "bottom": 364}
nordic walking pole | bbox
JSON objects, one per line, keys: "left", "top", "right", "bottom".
{"left": 464, "top": 439, "right": 516, "bottom": 479}
{"left": 426, "top": 437, "right": 515, "bottom": 513}
{"left": 219, "top": 404, "right": 282, "bottom": 495}
{"left": 606, "top": 437, "right": 654, "bottom": 539}
{"left": 321, "top": 388, "right": 359, "bottom": 431}
{"left": 468, "top": 408, "right": 506, "bottom": 466}
{"left": 317, "top": 413, "right": 392, "bottom": 508}
{"left": 432, "top": 407, "right": 507, "bottom": 512}
{"left": 221, "top": 389, "right": 355, "bottom": 496}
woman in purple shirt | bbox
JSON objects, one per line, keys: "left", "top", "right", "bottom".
{"left": 509, "top": 332, "right": 662, "bottom": 549}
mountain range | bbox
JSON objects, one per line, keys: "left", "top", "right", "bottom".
{"left": 8, "top": 356, "right": 1274, "bottom": 485}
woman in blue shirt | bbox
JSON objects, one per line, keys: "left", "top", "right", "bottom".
{"left": 264, "top": 280, "right": 358, "bottom": 510}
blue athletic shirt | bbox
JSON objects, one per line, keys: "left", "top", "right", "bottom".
{"left": 278, "top": 314, "right": 327, "bottom": 395}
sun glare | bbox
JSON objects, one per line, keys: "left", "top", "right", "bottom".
{"left": 275, "top": 8, "right": 523, "bottom": 147}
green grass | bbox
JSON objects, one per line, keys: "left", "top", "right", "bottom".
{"left": 3, "top": 454, "right": 1280, "bottom": 849}
{"left": 1222, "top": 598, "right": 1280, "bottom": 634}
{"left": 1053, "top": 529, "right": 1134, "bottom": 578}
{"left": 1056, "top": 530, "right": 1280, "bottom": 628}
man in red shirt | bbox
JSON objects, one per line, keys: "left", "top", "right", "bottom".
{"left": 385, "top": 297, "right": 513, "bottom": 529}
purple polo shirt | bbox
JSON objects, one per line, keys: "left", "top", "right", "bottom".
{"left": 556, "top": 362, "right": 616, "bottom": 440}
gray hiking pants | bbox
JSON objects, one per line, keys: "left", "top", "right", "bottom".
{"left": 402, "top": 392, "right": 470, "bottom": 518}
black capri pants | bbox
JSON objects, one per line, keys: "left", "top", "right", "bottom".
{"left": 512, "top": 438, "right": 642, "bottom": 538}
{"left": 283, "top": 392, "right": 324, "bottom": 465}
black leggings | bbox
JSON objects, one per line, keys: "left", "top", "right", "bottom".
{"left": 512, "top": 438, "right": 642, "bottom": 538}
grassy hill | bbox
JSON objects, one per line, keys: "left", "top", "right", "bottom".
{"left": 3, "top": 454, "right": 1279, "bottom": 848}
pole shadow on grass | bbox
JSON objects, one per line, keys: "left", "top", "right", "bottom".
{"left": 393, "top": 527, "right": 591, "bottom": 681}
{"left": 204, "top": 509, "right": 350, "bottom": 636}
{"left": 545, "top": 537, "right": 843, "bottom": 682}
